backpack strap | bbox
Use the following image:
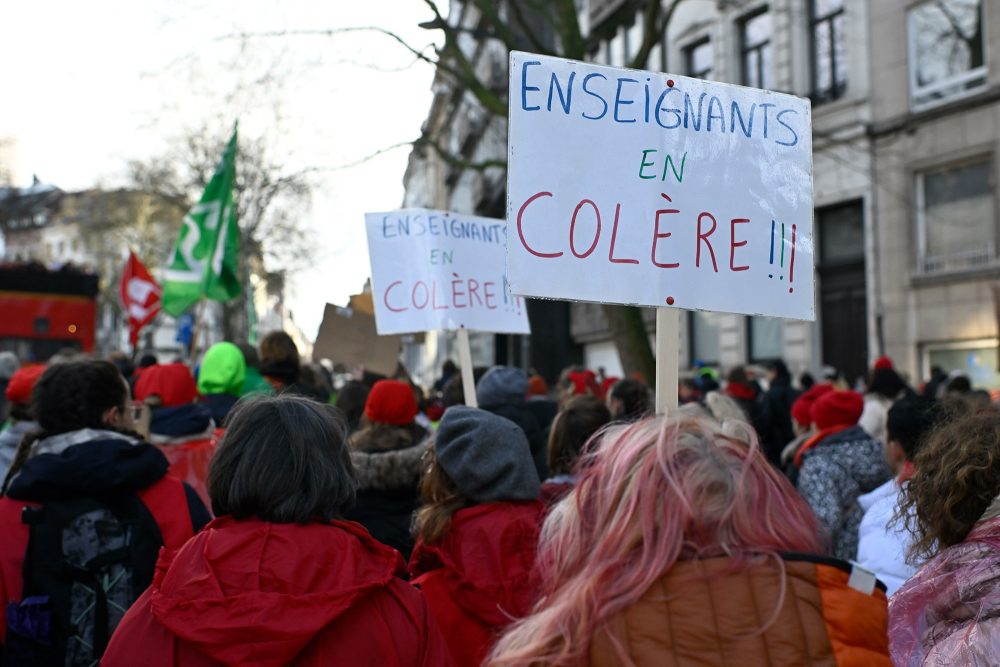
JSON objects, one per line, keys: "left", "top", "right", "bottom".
{"left": 137, "top": 476, "right": 194, "bottom": 549}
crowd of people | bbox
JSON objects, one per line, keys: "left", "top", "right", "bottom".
{"left": 0, "top": 340, "right": 997, "bottom": 665}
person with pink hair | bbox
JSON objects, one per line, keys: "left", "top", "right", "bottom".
{"left": 488, "top": 416, "right": 891, "bottom": 667}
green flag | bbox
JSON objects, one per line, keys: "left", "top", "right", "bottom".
{"left": 162, "top": 127, "right": 241, "bottom": 317}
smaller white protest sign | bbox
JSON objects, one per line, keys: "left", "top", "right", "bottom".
{"left": 365, "top": 208, "right": 532, "bottom": 336}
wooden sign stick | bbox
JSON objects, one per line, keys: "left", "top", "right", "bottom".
{"left": 456, "top": 326, "right": 478, "bottom": 408}
{"left": 655, "top": 308, "right": 680, "bottom": 414}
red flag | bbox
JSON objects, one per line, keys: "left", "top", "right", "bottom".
{"left": 120, "top": 251, "right": 161, "bottom": 347}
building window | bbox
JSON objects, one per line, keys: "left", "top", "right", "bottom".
{"left": 626, "top": 16, "right": 644, "bottom": 65}
{"left": 908, "top": 0, "right": 986, "bottom": 109}
{"left": 609, "top": 26, "right": 627, "bottom": 67}
{"left": 916, "top": 157, "right": 995, "bottom": 274}
{"left": 748, "top": 316, "right": 783, "bottom": 362}
{"left": 690, "top": 311, "right": 721, "bottom": 365}
{"left": 811, "top": 0, "right": 847, "bottom": 103}
{"left": 925, "top": 339, "right": 1000, "bottom": 389}
{"left": 685, "top": 38, "right": 713, "bottom": 80}
{"left": 740, "top": 8, "right": 772, "bottom": 90}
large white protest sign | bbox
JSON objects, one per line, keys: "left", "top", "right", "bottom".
{"left": 365, "top": 208, "right": 532, "bottom": 335}
{"left": 507, "top": 52, "right": 815, "bottom": 321}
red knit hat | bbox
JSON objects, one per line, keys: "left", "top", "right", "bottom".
{"left": 365, "top": 380, "right": 417, "bottom": 426}
{"left": 6, "top": 364, "right": 46, "bottom": 405}
{"left": 527, "top": 375, "right": 548, "bottom": 397}
{"left": 134, "top": 363, "right": 198, "bottom": 407}
{"left": 790, "top": 383, "right": 834, "bottom": 428}
{"left": 811, "top": 390, "right": 863, "bottom": 431}
{"left": 873, "top": 356, "right": 894, "bottom": 370}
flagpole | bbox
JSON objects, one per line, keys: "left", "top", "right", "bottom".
{"left": 189, "top": 300, "right": 205, "bottom": 365}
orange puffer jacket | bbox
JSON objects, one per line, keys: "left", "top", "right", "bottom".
{"left": 589, "top": 554, "right": 891, "bottom": 667}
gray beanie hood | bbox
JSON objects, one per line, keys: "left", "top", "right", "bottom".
{"left": 434, "top": 406, "right": 540, "bottom": 503}
{"left": 476, "top": 365, "right": 529, "bottom": 408}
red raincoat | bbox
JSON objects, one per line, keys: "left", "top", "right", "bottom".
{"left": 101, "top": 517, "right": 453, "bottom": 667}
{"left": 410, "top": 501, "right": 544, "bottom": 667}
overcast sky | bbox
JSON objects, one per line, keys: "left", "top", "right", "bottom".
{"left": 0, "top": 0, "right": 438, "bottom": 339}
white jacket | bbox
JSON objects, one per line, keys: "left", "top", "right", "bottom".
{"left": 856, "top": 477, "right": 917, "bottom": 595}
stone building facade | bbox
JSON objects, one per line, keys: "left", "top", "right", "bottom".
{"left": 403, "top": 0, "right": 998, "bottom": 390}
{"left": 868, "top": 0, "right": 999, "bottom": 389}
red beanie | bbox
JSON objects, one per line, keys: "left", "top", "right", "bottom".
{"left": 527, "top": 375, "right": 548, "bottom": 397}
{"left": 6, "top": 365, "right": 46, "bottom": 405}
{"left": 567, "top": 370, "right": 598, "bottom": 396}
{"left": 811, "top": 390, "right": 864, "bottom": 431}
{"left": 365, "top": 380, "right": 417, "bottom": 426}
{"left": 134, "top": 363, "right": 198, "bottom": 408}
{"left": 873, "top": 356, "right": 894, "bottom": 370}
{"left": 790, "top": 383, "right": 834, "bottom": 428}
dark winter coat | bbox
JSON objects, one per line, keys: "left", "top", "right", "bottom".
{"left": 0, "top": 429, "right": 208, "bottom": 649}
{"left": 199, "top": 393, "right": 239, "bottom": 427}
{"left": 796, "top": 425, "right": 891, "bottom": 561}
{"left": 345, "top": 423, "right": 428, "bottom": 559}
{"left": 150, "top": 403, "right": 214, "bottom": 439}
{"left": 101, "top": 518, "right": 454, "bottom": 666}
{"left": 410, "top": 501, "right": 544, "bottom": 667}
{"left": 758, "top": 376, "right": 798, "bottom": 465}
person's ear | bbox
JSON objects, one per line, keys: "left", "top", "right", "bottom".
{"left": 888, "top": 440, "right": 906, "bottom": 469}
{"left": 102, "top": 405, "right": 123, "bottom": 428}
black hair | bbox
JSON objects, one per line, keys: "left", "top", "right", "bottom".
{"left": 208, "top": 395, "right": 357, "bottom": 523}
{"left": 34, "top": 360, "right": 129, "bottom": 436}
{"left": 138, "top": 353, "right": 158, "bottom": 368}
{"left": 236, "top": 342, "right": 260, "bottom": 369}
{"left": 764, "top": 359, "right": 790, "bottom": 379}
{"left": 946, "top": 375, "right": 972, "bottom": 394}
{"left": 887, "top": 396, "right": 940, "bottom": 460}
{"left": 868, "top": 367, "right": 908, "bottom": 399}
{"left": 548, "top": 395, "right": 611, "bottom": 476}
{"left": 336, "top": 380, "right": 370, "bottom": 431}
{"left": 608, "top": 379, "right": 652, "bottom": 422}
{"left": 799, "top": 372, "right": 815, "bottom": 391}
{"left": 441, "top": 359, "right": 457, "bottom": 375}
{"left": 3, "top": 360, "right": 131, "bottom": 494}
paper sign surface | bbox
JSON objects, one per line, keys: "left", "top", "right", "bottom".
{"left": 507, "top": 52, "right": 815, "bottom": 320}
{"left": 366, "top": 208, "right": 532, "bottom": 335}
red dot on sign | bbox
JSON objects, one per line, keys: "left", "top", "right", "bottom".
{"left": 666, "top": 296, "right": 675, "bottom": 305}
{"left": 788, "top": 288, "right": 794, "bottom": 294}
{"left": 667, "top": 79, "right": 674, "bottom": 87}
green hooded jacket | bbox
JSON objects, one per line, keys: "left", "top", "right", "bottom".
{"left": 198, "top": 342, "right": 246, "bottom": 397}
{"left": 241, "top": 367, "right": 274, "bottom": 396}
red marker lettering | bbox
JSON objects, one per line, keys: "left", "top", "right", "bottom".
{"left": 483, "top": 281, "right": 498, "bottom": 309}
{"left": 517, "top": 191, "right": 562, "bottom": 258}
{"left": 730, "top": 218, "right": 750, "bottom": 272}
{"left": 570, "top": 199, "right": 601, "bottom": 258}
{"left": 651, "top": 193, "right": 680, "bottom": 269}
{"left": 608, "top": 203, "right": 639, "bottom": 264}
{"left": 384, "top": 281, "right": 408, "bottom": 312}
{"left": 696, "top": 212, "right": 719, "bottom": 272}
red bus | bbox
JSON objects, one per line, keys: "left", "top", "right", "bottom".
{"left": 0, "top": 263, "right": 98, "bottom": 361}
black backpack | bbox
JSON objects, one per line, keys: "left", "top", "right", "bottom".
{"left": 2, "top": 494, "right": 162, "bottom": 667}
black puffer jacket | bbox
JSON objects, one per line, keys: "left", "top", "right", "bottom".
{"left": 345, "top": 423, "right": 428, "bottom": 559}
{"left": 758, "top": 376, "right": 798, "bottom": 466}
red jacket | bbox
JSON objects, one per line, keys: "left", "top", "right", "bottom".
{"left": 102, "top": 517, "right": 454, "bottom": 667}
{"left": 410, "top": 502, "right": 544, "bottom": 667}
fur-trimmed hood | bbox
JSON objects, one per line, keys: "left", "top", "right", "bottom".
{"left": 350, "top": 437, "right": 429, "bottom": 493}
